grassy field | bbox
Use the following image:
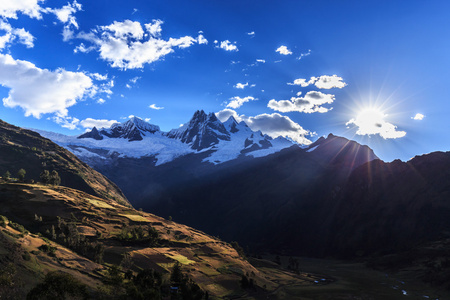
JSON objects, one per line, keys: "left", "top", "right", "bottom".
{"left": 266, "top": 256, "right": 450, "bottom": 300}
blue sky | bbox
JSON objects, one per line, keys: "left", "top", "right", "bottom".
{"left": 0, "top": 0, "right": 449, "bottom": 162}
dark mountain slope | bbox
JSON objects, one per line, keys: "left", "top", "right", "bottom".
{"left": 328, "top": 151, "right": 450, "bottom": 257}
{"left": 0, "top": 119, "right": 129, "bottom": 206}
{"left": 148, "top": 135, "right": 378, "bottom": 255}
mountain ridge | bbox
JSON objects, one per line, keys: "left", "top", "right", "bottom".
{"left": 36, "top": 110, "right": 297, "bottom": 166}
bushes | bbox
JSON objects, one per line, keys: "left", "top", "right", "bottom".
{"left": 38, "top": 244, "right": 57, "bottom": 257}
{"left": 117, "top": 225, "right": 159, "bottom": 246}
{"left": 40, "top": 170, "right": 61, "bottom": 185}
{"left": 0, "top": 215, "right": 8, "bottom": 228}
{"left": 9, "top": 221, "right": 28, "bottom": 235}
{"left": 26, "top": 272, "right": 89, "bottom": 300}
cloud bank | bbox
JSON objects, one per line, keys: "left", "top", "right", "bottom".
{"left": 216, "top": 109, "right": 311, "bottom": 144}
{"left": 75, "top": 19, "right": 207, "bottom": 69}
{"left": 0, "top": 53, "right": 93, "bottom": 118}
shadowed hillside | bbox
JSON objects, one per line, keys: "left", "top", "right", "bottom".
{"left": 0, "top": 119, "right": 128, "bottom": 206}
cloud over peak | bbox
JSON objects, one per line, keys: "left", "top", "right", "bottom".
{"left": 216, "top": 109, "right": 311, "bottom": 144}
{"left": 346, "top": 109, "right": 406, "bottom": 139}
{"left": 226, "top": 96, "right": 256, "bottom": 109}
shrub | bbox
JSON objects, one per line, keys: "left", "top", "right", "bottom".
{"left": 17, "top": 169, "right": 26, "bottom": 181}
{"left": 26, "top": 271, "right": 89, "bottom": 300}
{"left": 9, "top": 222, "right": 28, "bottom": 234}
{"left": 22, "top": 251, "right": 31, "bottom": 261}
{"left": 0, "top": 215, "right": 8, "bottom": 228}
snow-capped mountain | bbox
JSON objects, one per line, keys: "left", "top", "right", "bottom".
{"left": 36, "top": 110, "right": 296, "bottom": 166}
{"left": 166, "top": 110, "right": 230, "bottom": 150}
{"left": 78, "top": 116, "right": 160, "bottom": 141}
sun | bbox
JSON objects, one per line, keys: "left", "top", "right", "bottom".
{"left": 355, "top": 108, "right": 386, "bottom": 131}
{"left": 346, "top": 106, "right": 406, "bottom": 139}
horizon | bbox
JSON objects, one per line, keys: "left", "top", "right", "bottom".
{"left": 1, "top": 1, "right": 449, "bottom": 162}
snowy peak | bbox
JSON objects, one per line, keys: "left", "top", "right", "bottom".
{"left": 79, "top": 117, "right": 160, "bottom": 142}
{"left": 166, "top": 110, "right": 231, "bottom": 150}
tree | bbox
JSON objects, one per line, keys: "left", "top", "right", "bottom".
{"left": 3, "top": 170, "right": 10, "bottom": 180}
{"left": 49, "top": 170, "right": 61, "bottom": 186}
{"left": 26, "top": 272, "right": 89, "bottom": 300}
{"left": 170, "top": 261, "right": 183, "bottom": 285}
{"left": 17, "top": 169, "right": 26, "bottom": 181}
{"left": 40, "top": 170, "right": 50, "bottom": 184}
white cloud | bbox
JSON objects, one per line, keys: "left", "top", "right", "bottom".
{"left": 73, "top": 42, "right": 96, "bottom": 53}
{"left": 53, "top": 115, "right": 80, "bottom": 130}
{"left": 149, "top": 104, "right": 164, "bottom": 110}
{"left": 217, "top": 40, "right": 238, "bottom": 52}
{"left": 234, "top": 82, "right": 248, "bottom": 89}
{"left": 0, "top": 0, "right": 44, "bottom": 19}
{"left": 412, "top": 113, "right": 425, "bottom": 120}
{"left": 346, "top": 109, "right": 406, "bottom": 139}
{"left": 226, "top": 96, "right": 256, "bottom": 109}
{"left": 144, "top": 19, "right": 163, "bottom": 37}
{"left": 144, "top": 118, "right": 151, "bottom": 122}
{"left": 197, "top": 34, "right": 208, "bottom": 45}
{"left": 0, "top": 20, "right": 35, "bottom": 49}
{"left": 288, "top": 77, "right": 317, "bottom": 87}
{"left": 256, "top": 59, "right": 266, "bottom": 63}
{"left": 216, "top": 109, "right": 311, "bottom": 144}
{"left": 276, "top": 45, "right": 292, "bottom": 55}
{"left": 75, "top": 19, "right": 204, "bottom": 69}
{"left": 268, "top": 91, "right": 335, "bottom": 114}
{"left": 45, "top": 0, "right": 82, "bottom": 28}
{"left": 314, "top": 75, "right": 347, "bottom": 89}
{"left": 297, "top": 49, "right": 311, "bottom": 60}
{"left": 0, "top": 53, "right": 94, "bottom": 118}
{"left": 288, "top": 75, "right": 347, "bottom": 89}
{"left": 80, "top": 118, "right": 118, "bottom": 129}
{"left": 97, "top": 98, "right": 105, "bottom": 104}
{"left": 130, "top": 76, "right": 141, "bottom": 84}
{"left": 126, "top": 84, "right": 131, "bottom": 89}
{"left": 90, "top": 73, "right": 108, "bottom": 81}
{"left": 247, "top": 31, "right": 255, "bottom": 37}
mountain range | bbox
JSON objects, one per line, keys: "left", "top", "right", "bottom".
{"left": 34, "top": 110, "right": 450, "bottom": 262}
{"left": 38, "top": 110, "right": 294, "bottom": 168}
{"left": 1, "top": 118, "right": 323, "bottom": 299}
{"left": 2, "top": 115, "right": 450, "bottom": 297}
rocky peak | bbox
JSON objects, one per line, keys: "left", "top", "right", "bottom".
{"left": 77, "top": 126, "right": 103, "bottom": 140}
{"left": 79, "top": 117, "right": 160, "bottom": 142}
{"left": 166, "top": 110, "right": 230, "bottom": 150}
{"left": 306, "top": 133, "right": 378, "bottom": 170}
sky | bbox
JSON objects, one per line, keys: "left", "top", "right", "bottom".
{"left": 0, "top": 0, "right": 449, "bottom": 162}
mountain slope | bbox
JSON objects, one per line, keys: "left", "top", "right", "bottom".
{"left": 328, "top": 151, "right": 450, "bottom": 257}
{"left": 0, "top": 181, "right": 324, "bottom": 298}
{"left": 0, "top": 119, "right": 128, "bottom": 206}
{"left": 146, "top": 134, "right": 378, "bottom": 255}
